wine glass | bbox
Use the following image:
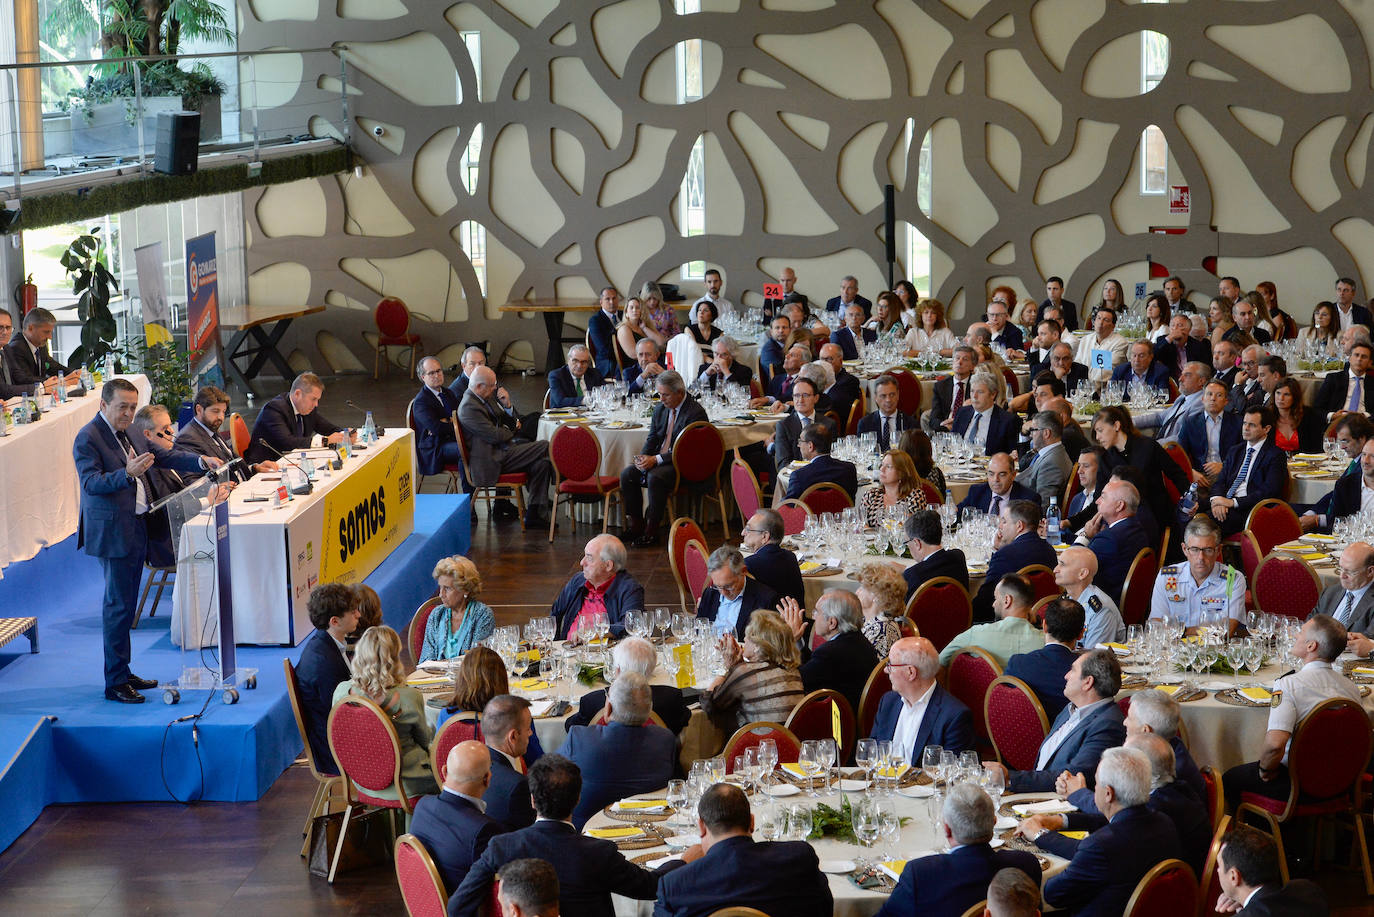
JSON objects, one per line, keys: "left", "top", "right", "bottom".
{"left": 671, "top": 612, "right": 692, "bottom": 643}
{"left": 856, "top": 738, "right": 878, "bottom": 788}
{"left": 666, "top": 779, "right": 686, "bottom": 827}
{"left": 653, "top": 607, "right": 672, "bottom": 643}
{"left": 1225, "top": 641, "right": 1246, "bottom": 690}
{"left": 981, "top": 764, "right": 1005, "bottom": 803}
{"left": 708, "top": 755, "right": 727, "bottom": 786}
{"left": 922, "top": 745, "right": 944, "bottom": 787}
{"left": 660, "top": 645, "right": 681, "bottom": 682}
{"left": 741, "top": 747, "right": 758, "bottom": 794}
{"left": 820, "top": 738, "right": 838, "bottom": 793}
{"left": 888, "top": 747, "right": 908, "bottom": 796}
{"left": 799, "top": 740, "right": 823, "bottom": 798}
{"left": 593, "top": 611, "right": 609, "bottom": 644}
{"left": 757, "top": 802, "right": 782, "bottom": 841}
{"left": 852, "top": 797, "right": 881, "bottom": 866}
{"left": 878, "top": 800, "right": 902, "bottom": 862}
{"left": 1244, "top": 639, "right": 1265, "bottom": 688}
{"left": 758, "top": 739, "right": 778, "bottom": 789}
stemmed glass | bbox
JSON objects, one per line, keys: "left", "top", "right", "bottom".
{"left": 666, "top": 779, "right": 687, "bottom": 828}
{"left": 660, "top": 645, "right": 680, "bottom": 683}
{"left": 653, "top": 608, "right": 672, "bottom": 643}
{"left": 757, "top": 739, "right": 778, "bottom": 790}
{"left": 708, "top": 755, "right": 727, "bottom": 786}
{"left": 878, "top": 799, "right": 902, "bottom": 862}
{"left": 980, "top": 764, "right": 1005, "bottom": 804}
{"left": 888, "top": 747, "right": 908, "bottom": 796}
{"left": 1244, "top": 639, "right": 1265, "bottom": 688}
{"left": 922, "top": 745, "right": 943, "bottom": 789}
{"left": 852, "top": 796, "right": 881, "bottom": 868}
{"left": 671, "top": 612, "right": 693, "bottom": 643}
{"left": 593, "top": 611, "right": 609, "bottom": 644}
{"left": 856, "top": 738, "right": 878, "bottom": 789}
{"left": 799, "top": 740, "right": 824, "bottom": 798}
{"left": 1225, "top": 641, "right": 1246, "bottom": 691}
{"left": 820, "top": 738, "right": 838, "bottom": 793}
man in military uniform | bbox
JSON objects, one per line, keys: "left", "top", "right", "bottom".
{"left": 1148, "top": 515, "right": 1244, "bottom": 637}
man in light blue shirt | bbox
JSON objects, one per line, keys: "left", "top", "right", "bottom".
{"left": 696, "top": 546, "right": 779, "bottom": 640}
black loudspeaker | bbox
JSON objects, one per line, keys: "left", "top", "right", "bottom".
{"left": 884, "top": 184, "right": 896, "bottom": 287}
{"left": 154, "top": 111, "right": 200, "bottom": 175}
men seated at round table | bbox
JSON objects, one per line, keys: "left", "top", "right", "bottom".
{"left": 1315, "top": 337, "right": 1374, "bottom": 419}
{"left": 973, "top": 500, "right": 1057, "bottom": 622}
{"left": 411, "top": 356, "right": 465, "bottom": 479}
{"left": 654, "top": 782, "right": 834, "bottom": 917}
{"left": 1149, "top": 515, "right": 1245, "bottom": 637}
{"left": 1177, "top": 379, "right": 1241, "bottom": 487}
{"left": 938, "top": 572, "right": 1044, "bottom": 669}
{"left": 407, "top": 740, "right": 506, "bottom": 894}
{"left": 783, "top": 422, "right": 858, "bottom": 501}
{"left": 983, "top": 648, "right": 1127, "bottom": 793}
{"left": 244, "top": 371, "right": 353, "bottom": 464}
{"left": 1213, "top": 823, "right": 1331, "bottom": 916}
{"left": 478, "top": 694, "right": 538, "bottom": 830}
{"left": 1199, "top": 405, "right": 1288, "bottom": 537}
{"left": 1121, "top": 688, "right": 1206, "bottom": 802}
{"left": 950, "top": 374, "right": 1020, "bottom": 457}
{"left": 1300, "top": 412, "right": 1369, "bottom": 532}
{"left": 878, "top": 783, "right": 1041, "bottom": 917}
{"left": 175, "top": 385, "right": 278, "bottom": 482}
{"left": 870, "top": 636, "right": 974, "bottom": 762}
{"left": 1018, "top": 411, "right": 1073, "bottom": 508}
{"left": 902, "top": 508, "right": 970, "bottom": 598}
{"left": 1110, "top": 339, "right": 1172, "bottom": 390}
{"left": 1053, "top": 547, "right": 1125, "bottom": 652}
{"left": 695, "top": 545, "right": 778, "bottom": 640}
{"left": 780, "top": 589, "right": 879, "bottom": 715}
{"left": 547, "top": 343, "right": 605, "bottom": 408}
{"left": 1325, "top": 437, "right": 1374, "bottom": 533}
{"left": 694, "top": 335, "right": 752, "bottom": 391}
{"left": 550, "top": 535, "right": 645, "bottom": 640}
{"left": 1004, "top": 597, "right": 1084, "bottom": 721}
{"left": 420, "top": 554, "right": 495, "bottom": 661}
{"left": 618, "top": 370, "right": 708, "bottom": 547}
{"left": 818, "top": 342, "right": 862, "bottom": 426}
{"left": 700, "top": 609, "right": 805, "bottom": 731}
{"left": 458, "top": 366, "right": 554, "bottom": 528}
{"left": 1313, "top": 541, "right": 1374, "bottom": 636}
{"left": 563, "top": 635, "right": 690, "bottom": 735}
{"left": 957, "top": 452, "right": 1038, "bottom": 517}
{"left": 740, "top": 508, "right": 805, "bottom": 607}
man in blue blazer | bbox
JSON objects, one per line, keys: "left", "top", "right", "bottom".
{"left": 1334, "top": 277, "right": 1373, "bottom": 330}
{"left": 587, "top": 286, "right": 622, "bottom": 378}
{"left": 547, "top": 344, "right": 606, "bottom": 408}
{"left": 950, "top": 377, "right": 1020, "bottom": 456}
{"left": 742, "top": 509, "right": 806, "bottom": 607}
{"left": 878, "top": 783, "right": 1040, "bottom": 917}
{"left": 1315, "top": 340, "right": 1374, "bottom": 417}
{"left": 1206, "top": 406, "right": 1287, "bottom": 536}
{"left": 784, "top": 590, "right": 879, "bottom": 715}
{"left": 958, "top": 453, "right": 1039, "bottom": 516}
{"left": 412, "top": 357, "right": 466, "bottom": 477}
{"left": 244, "top": 371, "right": 351, "bottom": 465}
{"left": 824, "top": 276, "right": 871, "bottom": 318}
{"left": 410, "top": 740, "right": 508, "bottom": 893}
{"left": 758, "top": 314, "right": 791, "bottom": 388}
{"left": 1178, "top": 380, "right": 1242, "bottom": 483}
{"left": 989, "top": 648, "right": 1127, "bottom": 794}
{"left": 654, "top": 783, "right": 832, "bottom": 917}
{"left": 1005, "top": 597, "right": 1083, "bottom": 721}
{"left": 972, "top": 500, "right": 1057, "bottom": 622}
{"left": 784, "top": 424, "right": 858, "bottom": 500}
{"left": 450, "top": 754, "right": 690, "bottom": 917}
{"left": 857, "top": 375, "right": 917, "bottom": 451}
{"left": 549, "top": 535, "right": 646, "bottom": 639}
{"left": 1036, "top": 747, "right": 1183, "bottom": 917}
{"left": 870, "top": 637, "right": 975, "bottom": 760}
{"left": 562, "top": 674, "right": 678, "bottom": 827}
{"left": 902, "top": 510, "right": 970, "bottom": 598}
{"left": 619, "top": 373, "right": 709, "bottom": 545}
{"left": 478, "top": 696, "right": 538, "bottom": 832}
{"left": 1073, "top": 480, "right": 1151, "bottom": 603}
{"left": 295, "top": 584, "right": 359, "bottom": 774}
{"left": 622, "top": 338, "right": 667, "bottom": 395}
{"left": 819, "top": 343, "right": 862, "bottom": 426}
{"left": 832, "top": 305, "right": 878, "bottom": 360}
{"left": 695, "top": 546, "right": 779, "bottom": 639}
{"left": 1110, "top": 340, "right": 1173, "bottom": 390}
{"left": 75, "top": 378, "right": 220, "bottom": 703}
{"left": 984, "top": 293, "right": 1025, "bottom": 353}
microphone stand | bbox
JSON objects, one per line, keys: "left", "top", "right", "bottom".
{"left": 257, "top": 441, "right": 319, "bottom": 495}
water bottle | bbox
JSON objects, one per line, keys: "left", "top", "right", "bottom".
{"left": 15, "top": 396, "right": 28, "bottom": 425}
{"left": 32, "top": 384, "right": 43, "bottom": 416}
{"left": 1178, "top": 482, "right": 1199, "bottom": 516}
{"left": 103, "top": 354, "right": 115, "bottom": 379}
{"left": 0, "top": 405, "right": 7, "bottom": 436}
{"left": 1046, "top": 496, "right": 1062, "bottom": 545}
{"left": 81, "top": 366, "right": 94, "bottom": 392}
{"left": 363, "top": 410, "right": 377, "bottom": 444}
{"left": 944, "top": 488, "right": 958, "bottom": 526}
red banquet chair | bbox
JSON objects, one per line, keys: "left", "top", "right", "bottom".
{"left": 395, "top": 834, "right": 449, "bottom": 917}
{"left": 799, "top": 482, "right": 853, "bottom": 515}
{"left": 888, "top": 369, "right": 923, "bottom": 417}
{"left": 905, "top": 577, "right": 972, "bottom": 652}
{"left": 1242, "top": 499, "right": 1302, "bottom": 555}
{"left": 1251, "top": 554, "right": 1321, "bottom": 621}
{"left": 667, "top": 516, "right": 710, "bottom": 613}
{"left": 283, "top": 659, "right": 345, "bottom": 857}
{"left": 984, "top": 675, "right": 1050, "bottom": 772}
{"left": 1119, "top": 548, "right": 1158, "bottom": 626}
{"left": 730, "top": 455, "right": 764, "bottom": 523}
{"left": 775, "top": 499, "right": 810, "bottom": 536}
{"left": 1196, "top": 815, "right": 1231, "bottom": 917}
{"left": 454, "top": 421, "right": 529, "bottom": 529}
{"left": 785, "top": 689, "right": 856, "bottom": 764}
{"left": 405, "top": 597, "right": 442, "bottom": 667}
{"left": 430, "top": 711, "right": 483, "bottom": 783}
{"left": 946, "top": 647, "right": 1003, "bottom": 756}
{"left": 670, "top": 422, "right": 731, "bottom": 538}
{"left": 856, "top": 658, "right": 892, "bottom": 739}
{"left": 1015, "top": 564, "right": 1059, "bottom": 604}
{"left": 722, "top": 721, "right": 802, "bottom": 771}
{"left": 1123, "top": 858, "right": 1198, "bottom": 917}
{"left": 372, "top": 296, "right": 423, "bottom": 379}
{"left": 548, "top": 423, "right": 622, "bottom": 542}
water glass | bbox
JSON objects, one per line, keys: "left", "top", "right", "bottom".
{"left": 757, "top": 802, "right": 782, "bottom": 841}
{"left": 666, "top": 779, "right": 687, "bottom": 827}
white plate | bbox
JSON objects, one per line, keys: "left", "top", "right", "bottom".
{"left": 897, "top": 784, "right": 935, "bottom": 798}
{"left": 819, "top": 860, "right": 857, "bottom": 874}
{"left": 766, "top": 783, "right": 801, "bottom": 797}
{"left": 664, "top": 834, "right": 699, "bottom": 849}
{"left": 995, "top": 816, "right": 1019, "bottom": 831}
{"left": 1200, "top": 681, "right": 1233, "bottom": 692}
{"left": 839, "top": 779, "right": 870, "bottom": 792}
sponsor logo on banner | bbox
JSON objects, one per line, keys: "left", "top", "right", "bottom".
{"left": 319, "top": 435, "right": 416, "bottom": 585}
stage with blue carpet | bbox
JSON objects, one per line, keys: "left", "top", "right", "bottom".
{"left": 0, "top": 493, "right": 469, "bottom": 852}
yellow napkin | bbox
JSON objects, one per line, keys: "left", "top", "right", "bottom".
{"left": 781, "top": 762, "right": 811, "bottom": 777}
{"left": 1354, "top": 667, "right": 1374, "bottom": 677}
{"left": 1058, "top": 831, "right": 1090, "bottom": 840}
{"left": 585, "top": 826, "right": 643, "bottom": 839}
{"left": 1299, "top": 552, "right": 1328, "bottom": 562}
{"left": 1151, "top": 685, "right": 1182, "bottom": 697}
{"left": 615, "top": 799, "right": 668, "bottom": 809}
{"left": 514, "top": 678, "right": 552, "bottom": 692}
{"left": 516, "top": 649, "right": 541, "bottom": 663}
{"left": 879, "top": 860, "right": 908, "bottom": 880}
{"left": 1240, "top": 686, "right": 1273, "bottom": 703}
{"left": 874, "top": 764, "right": 910, "bottom": 779}
{"left": 799, "top": 561, "right": 825, "bottom": 573}
{"left": 405, "top": 674, "right": 450, "bottom": 686}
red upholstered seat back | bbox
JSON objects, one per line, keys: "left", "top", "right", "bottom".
{"left": 395, "top": 834, "right": 449, "bottom": 915}
{"left": 984, "top": 676, "right": 1050, "bottom": 772}
{"left": 550, "top": 422, "right": 602, "bottom": 483}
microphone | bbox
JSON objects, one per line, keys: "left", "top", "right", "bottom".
{"left": 345, "top": 400, "right": 385, "bottom": 437}
{"left": 256, "top": 441, "right": 319, "bottom": 494}
{"left": 207, "top": 457, "right": 244, "bottom": 483}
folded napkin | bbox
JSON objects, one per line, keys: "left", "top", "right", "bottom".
{"left": 1151, "top": 685, "right": 1182, "bottom": 697}
{"left": 585, "top": 826, "right": 643, "bottom": 839}
{"left": 1239, "top": 686, "right": 1273, "bottom": 703}
{"left": 405, "top": 674, "right": 451, "bottom": 686}
{"left": 878, "top": 860, "right": 910, "bottom": 882}
{"left": 527, "top": 700, "right": 556, "bottom": 718}
{"left": 873, "top": 764, "right": 910, "bottom": 779}
{"left": 798, "top": 562, "right": 826, "bottom": 574}
{"left": 1011, "top": 799, "right": 1076, "bottom": 817}
{"left": 781, "top": 762, "right": 818, "bottom": 777}
{"left": 514, "top": 678, "right": 552, "bottom": 691}
{"left": 614, "top": 799, "right": 668, "bottom": 812}
{"left": 1100, "top": 643, "right": 1131, "bottom": 656}
{"left": 644, "top": 854, "right": 682, "bottom": 869}
{"left": 1058, "top": 830, "right": 1089, "bottom": 840}
{"left": 1353, "top": 667, "right": 1374, "bottom": 677}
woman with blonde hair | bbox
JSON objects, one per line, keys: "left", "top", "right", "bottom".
{"left": 641, "top": 281, "right": 680, "bottom": 337}
{"left": 616, "top": 296, "right": 665, "bottom": 358}
{"left": 332, "top": 625, "right": 437, "bottom": 796}
{"left": 699, "top": 609, "right": 804, "bottom": 730}
{"left": 421, "top": 555, "right": 494, "bottom": 662}
{"left": 903, "top": 299, "right": 957, "bottom": 357}
{"left": 856, "top": 562, "right": 909, "bottom": 657}
{"left": 860, "top": 449, "right": 927, "bottom": 528}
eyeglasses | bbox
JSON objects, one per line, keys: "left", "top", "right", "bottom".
{"left": 1183, "top": 545, "right": 1219, "bottom": 556}
{"left": 884, "top": 662, "right": 914, "bottom": 672}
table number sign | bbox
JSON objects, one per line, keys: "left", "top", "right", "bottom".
{"left": 673, "top": 644, "right": 694, "bottom": 688}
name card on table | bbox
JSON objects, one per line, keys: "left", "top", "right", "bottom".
{"left": 1090, "top": 349, "right": 1112, "bottom": 371}
{"left": 673, "top": 644, "right": 694, "bottom": 688}
{"left": 831, "top": 700, "right": 843, "bottom": 747}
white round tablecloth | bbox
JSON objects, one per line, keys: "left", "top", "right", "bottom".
{"left": 538, "top": 411, "right": 782, "bottom": 477}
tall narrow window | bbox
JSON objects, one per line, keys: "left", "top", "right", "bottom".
{"left": 457, "top": 30, "right": 486, "bottom": 293}
{"left": 1140, "top": 8, "right": 1170, "bottom": 194}
{"left": 904, "top": 119, "right": 933, "bottom": 296}
{"left": 676, "top": 0, "right": 705, "bottom": 280}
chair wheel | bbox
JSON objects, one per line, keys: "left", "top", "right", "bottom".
{"left": 163, "top": 688, "right": 180, "bottom": 705}
{"left": 245, "top": 675, "right": 257, "bottom": 689}
{"left": 222, "top": 688, "right": 239, "bottom": 705}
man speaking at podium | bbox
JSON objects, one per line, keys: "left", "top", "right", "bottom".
{"left": 74, "top": 379, "right": 222, "bottom": 704}
{"left": 244, "top": 371, "right": 355, "bottom": 465}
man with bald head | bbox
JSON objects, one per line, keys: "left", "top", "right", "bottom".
{"left": 1072, "top": 479, "right": 1150, "bottom": 604}
{"left": 1055, "top": 546, "right": 1125, "bottom": 649}
{"left": 409, "top": 739, "right": 507, "bottom": 892}
{"left": 458, "top": 365, "right": 554, "bottom": 527}
{"left": 958, "top": 453, "right": 1039, "bottom": 517}
{"left": 1312, "top": 541, "right": 1374, "bottom": 636}
{"left": 870, "top": 636, "right": 975, "bottom": 762}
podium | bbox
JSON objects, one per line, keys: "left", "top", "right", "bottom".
{"left": 154, "top": 473, "right": 257, "bottom": 705}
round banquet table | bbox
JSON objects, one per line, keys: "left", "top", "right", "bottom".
{"left": 588, "top": 787, "right": 1068, "bottom": 917}
{"left": 1286, "top": 452, "right": 1343, "bottom": 505}
{"left": 538, "top": 409, "right": 782, "bottom": 477}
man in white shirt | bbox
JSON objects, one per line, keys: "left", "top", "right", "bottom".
{"left": 872, "top": 636, "right": 975, "bottom": 763}
{"left": 1334, "top": 276, "right": 1365, "bottom": 329}
{"left": 689, "top": 268, "right": 735, "bottom": 323}
{"left": 1163, "top": 276, "right": 1188, "bottom": 313}
{"left": 1054, "top": 546, "right": 1125, "bottom": 649}
{"left": 1150, "top": 516, "right": 1245, "bottom": 636}
{"left": 1075, "top": 307, "right": 1129, "bottom": 383}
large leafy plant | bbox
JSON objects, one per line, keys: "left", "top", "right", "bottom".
{"left": 60, "top": 227, "right": 122, "bottom": 371}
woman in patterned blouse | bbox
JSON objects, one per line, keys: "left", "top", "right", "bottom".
{"left": 856, "top": 561, "right": 907, "bottom": 657}
{"left": 420, "top": 554, "right": 495, "bottom": 662}
{"left": 860, "top": 450, "right": 928, "bottom": 528}
{"left": 700, "top": 609, "right": 804, "bottom": 731}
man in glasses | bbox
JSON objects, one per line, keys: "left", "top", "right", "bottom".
{"left": 868, "top": 636, "right": 975, "bottom": 763}
{"left": 1149, "top": 515, "right": 1244, "bottom": 637}
{"left": 985, "top": 287, "right": 1024, "bottom": 353}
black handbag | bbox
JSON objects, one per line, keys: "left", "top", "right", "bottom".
{"left": 307, "top": 804, "right": 394, "bottom": 878}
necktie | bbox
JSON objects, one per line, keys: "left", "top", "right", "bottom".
{"left": 117, "top": 431, "right": 135, "bottom": 457}
{"left": 0, "top": 350, "right": 9, "bottom": 386}
{"left": 883, "top": 416, "right": 890, "bottom": 449}
{"left": 967, "top": 412, "right": 982, "bottom": 446}
{"left": 990, "top": 494, "right": 1002, "bottom": 516}
{"left": 783, "top": 375, "right": 794, "bottom": 397}
{"left": 296, "top": 413, "right": 305, "bottom": 437}
{"left": 576, "top": 377, "right": 584, "bottom": 398}
{"left": 952, "top": 379, "right": 965, "bottom": 413}
{"left": 1348, "top": 375, "right": 1363, "bottom": 413}
{"left": 1160, "top": 401, "right": 1183, "bottom": 439}
{"left": 801, "top": 414, "right": 811, "bottom": 430}
{"left": 1227, "top": 446, "right": 1255, "bottom": 498}
{"left": 1339, "top": 591, "right": 1356, "bottom": 626}
{"left": 661, "top": 408, "right": 678, "bottom": 457}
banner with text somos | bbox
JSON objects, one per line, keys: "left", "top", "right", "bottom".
{"left": 318, "top": 434, "right": 416, "bottom": 586}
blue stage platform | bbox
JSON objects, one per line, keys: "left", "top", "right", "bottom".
{"left": 0, "top": 494, "right": 469, "bottom": 852}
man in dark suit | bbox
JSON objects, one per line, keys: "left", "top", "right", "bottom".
{"left": 1312, "top": 541, "right": 1374, "bottom": 636}
{"left": 1117, "top": 688, "right": 1206, "bottom": 803}
{"left": 880, "top": 783, "right": 1040, "bottom": 917}
{"left": 622, "top": 337, "right": 667, "bottom": 395}
{"left": 1178, "top": 380, "right": 1243, "bottom": 485}
{"left": 409, "top": 740, "right": 507, "bottom": 893}
{"left": 1233, "top": 297, "right": 1272, "bottom": 345}
{"left": 654, "top": 783, "right": 832, "bottom": 917}
{"left": 447, "top": 345, "right": 485, "bottom": 402}
{"left": 294, "top": 583, "right": 358, "bottom": 773}
{"left": 1213, "top": 338, "right": 1242, "bottom": 389}
{"left": 759, "top": 343, "right": 809, "bottom": 408}
{"left": 695, "top": 546, "right": 779, "bottom": 639}
{"left": 958, "top": 453, "right": 1039, "bottom": 516}
{"left": 5, "top": 306, "right": 74, "bottom": 389}
{"left": 587, "top": 286, "right": 622, "bottom": 378}
{"left": 1334, "top": 276, "right": 1373, "bottom": 329}
{"left": 549, "top": 535, "right": 645, "bottom": 640}
{"left": 1034, "top": 746, "right": 1183, "bottom": 917}
{"left": 1213, "top": 823, "right": 1330, "bottom": 917}
{"left": 459, "top": 367, "right": 554, "bottom": 528}
{"left": 412, "top": 356, "right": 466, "bottom": 478}
{"left": 984, "top": 289, "right": 1025, "bottom": 352}
{"left": 783, "top": 423, "right": 857, "bottom": 500}
{"left": 973, "top": 500, "right": 1057, "bottom": 622}
{"left": 694, "top": 336, "right": 753, "bottom": 392}
{"left": 1205, "top": 406, "right": 1287, "bottom": 536}
{"left": 741, "top": 508, "right": 806, "bottom": 607}
{"left": 1041, "top": 341, "right": 1091, "bottom": 398}
{"left": 771, "top": 377, "right": 836, "bottom": 468}
{"left": 478, "top": 695, "right": 538, "bottom": 831}
{"left": 824, "top": 275, "right": 871, "bottom": 318}
{"left": 546, "top": 344, "right": 606, "bottom": 408}
{"left": 1225, "top": 346, "right": 1268, "bottom": 417}
{"left": 173, "top": 386, "right": 279, "bottom": 484}
{"left": 857, "top": 375, "right": 917, "bottom": 451}
{"left": 1301, "top": 413, "right": 1369, "bottom": 531}
{"left": 562, "top": 673, "right": 677, "bottom": 827}
{"left": 244, "top": 371, "right": 351, "bottom": 465}
{"left": 1325, "top": 442, "right": 1374, "bottom": 531}
{"left": 564, "top": 636, "right": 690, "bottom": 734}
{"left": 1005, "top": 597, "right": 1084, "bottom": 721}
{"left": 902, "top": 509, "right": 969, "bottom": 598}
{"left": 450, "top": 754, "right": 691, "bottom": 917}
{"left": 1110, "top": 339, "right": 1172, "bottom": 390}
{"left": 74, "top": 378, "right": 220, "bottom": 703}
{"left": 1315, "top": 339, "right": 1374, "bottom": 419}
{"left": 1049, "top": 396, "right": 1091, "bottom": 462}
{"left": 870, "top": 637, "right": 974, "bottom": 760}
{"left": 832, "top": 303, "right": 878, "bottom": 360}
{"left": 448, "top": 346, "right": 539, "bottom": 440}
{"left": 951, "top": 375, "right": 1020, "bottom": 456}
{"left": 781, "top": 589, "right": 879, "bottom": 715}
{"left": 0, "top": 308, "right": 39, "bottom": 397}
{"left": 1024, "top": 318, "right": 1065, "bottom": 381}
{"left": 926, "top": 345, "right": 977, "bottom": 433}
{"left": 987, "top": 648, "right": 1127, "bottom": 793}
{"left": 818, "top": 342, "right": 862, "bottom": 426}
{"left": 1154, "top": 313, "right": 1212, "bottom": 379}
{"left": 618, "top": 371, "right": 708, "bottom": 546}
{"left": 1040, "top": 276, "right": 1078, "bottom": 331}
{"left": 1071, "top": 479, "right": 1151, "bottom": 603}
{"left": 758, "top": 314, "right": 791, "bottom": 388}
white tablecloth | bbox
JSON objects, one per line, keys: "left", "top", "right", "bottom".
{"left": 537, "top": 413, "right": 781, "bottom": 477}
{"left": 0, "top": 374, "right": 151, "bottom": 578}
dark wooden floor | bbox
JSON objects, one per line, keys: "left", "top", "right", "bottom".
{"left": 1, "top": 371, "right": 1371, "bottom": 913}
